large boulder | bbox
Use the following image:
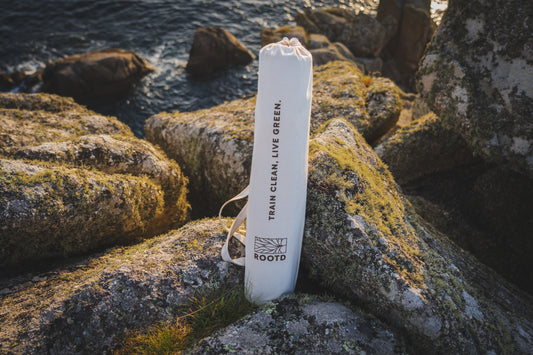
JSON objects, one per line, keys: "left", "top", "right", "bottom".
{"left": 146, "top": 96, "right": 255, "bottom": 217}
{"left": 146, "top": 61, "right": 401, "bottom": 216}
{"left": 0, "top": 93, "right": 189, "bottom": 266}
{"left": 417, "top": 0, "right": 533, "bottom": 178}
{"left": 186, "top": 27, "right": 255, "bottom": 77}
{"left": 0, "top": 219, "right": 242, "bottom": 354}
{"left": 295, "top": 8, "right": 389, "bottom": 58}
{"left": 41, "top": 48, "right": 154, "bottom": 102}
{"left": 303, "top": 118, "right": 533, "bottom": 353}
{"left": 188, "top": 294, "right": 404, "bottom": 354}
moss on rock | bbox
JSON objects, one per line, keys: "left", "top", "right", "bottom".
{"left": 375, "top": 112, "right": 476, "bottom": 183}
{"left": 0, "top": 93, "right": 132, "bottom": 155}
{"left": 146, "top": 61, "right": 401, "bottom": 216}
{"left": 312, "top": 61, "right": 401, "bottom": 140}
{"left": 303, "top": 118, "right": 533, "bottom": 353}
{"left": 0, "top": 159, "right": 167, "bottom": 263}
{"left": 0, "top": 93, "right": 189, "bottom": 266}
{"left": 146, "top": 96, "right": 255, "bottom": 217}
{"left": 10, "top": 134, "right": 189, "bottom": 231}
{"left": 0, "top": 219, "right": 242, "bottom": 354}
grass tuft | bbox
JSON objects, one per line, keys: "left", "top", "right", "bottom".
{"left": 115, "top": 284, "right": 256, "bottom": 354}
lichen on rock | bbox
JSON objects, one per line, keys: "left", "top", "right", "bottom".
{"left": 303, "top": 118, "right": 533, "bottom": 353}
{"left": 187, "top": 294, "right": 405, "bottom": 354}
{"left": 417, "top": 0, "right": 533, "bottom": 177}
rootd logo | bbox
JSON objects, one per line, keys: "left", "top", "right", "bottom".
{"left": 254, "top": 236, "right": 287, "bottom": 261}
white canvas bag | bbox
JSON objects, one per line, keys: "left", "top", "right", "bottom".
{"left": 219, "top": 37, "right": 313, "bottom": 304}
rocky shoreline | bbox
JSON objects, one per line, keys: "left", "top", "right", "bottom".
{"left": 1, "top": 0, "right": 533, "bottom": 353}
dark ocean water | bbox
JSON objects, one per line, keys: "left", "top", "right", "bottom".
{"left": 0, "top": 0, "right": 382, "bottom": 136}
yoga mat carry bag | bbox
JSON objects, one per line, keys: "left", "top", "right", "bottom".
{"left": 219, "top": 37, "right": 313, "bottom": 304}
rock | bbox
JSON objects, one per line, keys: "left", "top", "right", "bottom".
{"left": 309, "top": 44, "right": 355, "bottom": 67}
{"left": 377, "top": 0, "right": 432, "bottom": 44}
{"left": 375, "top": 112, "right": 476, "bottom": 183}
{"left": 260, "top": 26, "right": 308, "bottom": 48}
{"left": 188, "top": 294, "right": 405, "bottom": 354}
{"left": 186, "top": 27, "right": 254, "bottom": 76}
{"left": 410, "top": 94, "right": 431, "bottom": 121}
{"left": 146, "top": 61, "right": 401, "bottom": 216}
{"left": 303, "top": 118, "right": 533, "bottom": 353}
{"left": 404, "top": 162, "right": 533, "bottom": 295}
{"left": 307, "top": 33, "right": 330, "bottom": 49}
{"left": 376, "top": 0, "right": 404, "bottom": 42}
{"left": 0, "top": 219, "right": 242, "bottom": 354}
{"left": 146, "top": 96, "right": 255, "bottom": 217}
{"left": 261, "top": 26, "right": 361, "bottom": 67}
{"left": 0, "top": 93, "right": 189, "bottom": 266}
{"left": 417, "top": 0, "right": 533, "bottom": 178}
{"left": 41, "top": 48, "right": 154, "bottom": 102}
{"left": 353, "top": 56, "right": 384, "bottom": 74}
{"left": 306, "top": 35, "right": 360, "bottom": 67}
{"left": 364, "top": 77, "right": 403, "bottom": 143}
{"left": 0, "top": 71, "right": 24, "bottom": 91}
{"left": 0, "top": 70, "right": 43, "bottom": 93}
{"left": 378, "top": 0, "right": 435, "bottom": 90}
{"left": 393, "top": 3, "right": 435, "bottom": 86}
{"left": 295, "top": 8, "right": 389, "bottom": 57}
{"left": 464, "top": 167, "right": 533, "bottom": 290}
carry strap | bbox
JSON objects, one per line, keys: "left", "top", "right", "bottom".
{"left": 218, "top": 185, "right": 249, "bottom": 266}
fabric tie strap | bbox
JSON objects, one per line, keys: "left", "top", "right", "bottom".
{"left": 218, "top": 185, "right": 249, "bottom": 266}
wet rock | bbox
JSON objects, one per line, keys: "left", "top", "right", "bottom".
{"left": 375, "top": 112, "right": 476, "bottom": 183}
{"left": 188, "top": 294, "right": 405, "bottom": 354}
{"left": 295, "top": 8, "right": 389, "bottom": 57}
{"left": 146, "top": 61, "right": 401, "bottom": 216}
{"left": 0, "top": 93, "right": 189, "bottom": 266}
{"left": 0, "top": 71, "right": 25, "bottom": 91}
{"left": 186, "top": 26, "right": 254, "bottom": 76}
{"left": 0, "top": 219, "right": 242, "bottom": 354}
{"left": 303, "top": 118, "right": 533, "bottom": 353}
{"left": 417, "top": 0, "right": 533, "bottom": 178}
{"left": 0, "top": 70, "right": 43, "bottom": 93}
{"left": 41, "top": 48, "right": 154, "bottom": 102}
{"left": 0, "top": 93, "right": 130, "bottom": 155}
